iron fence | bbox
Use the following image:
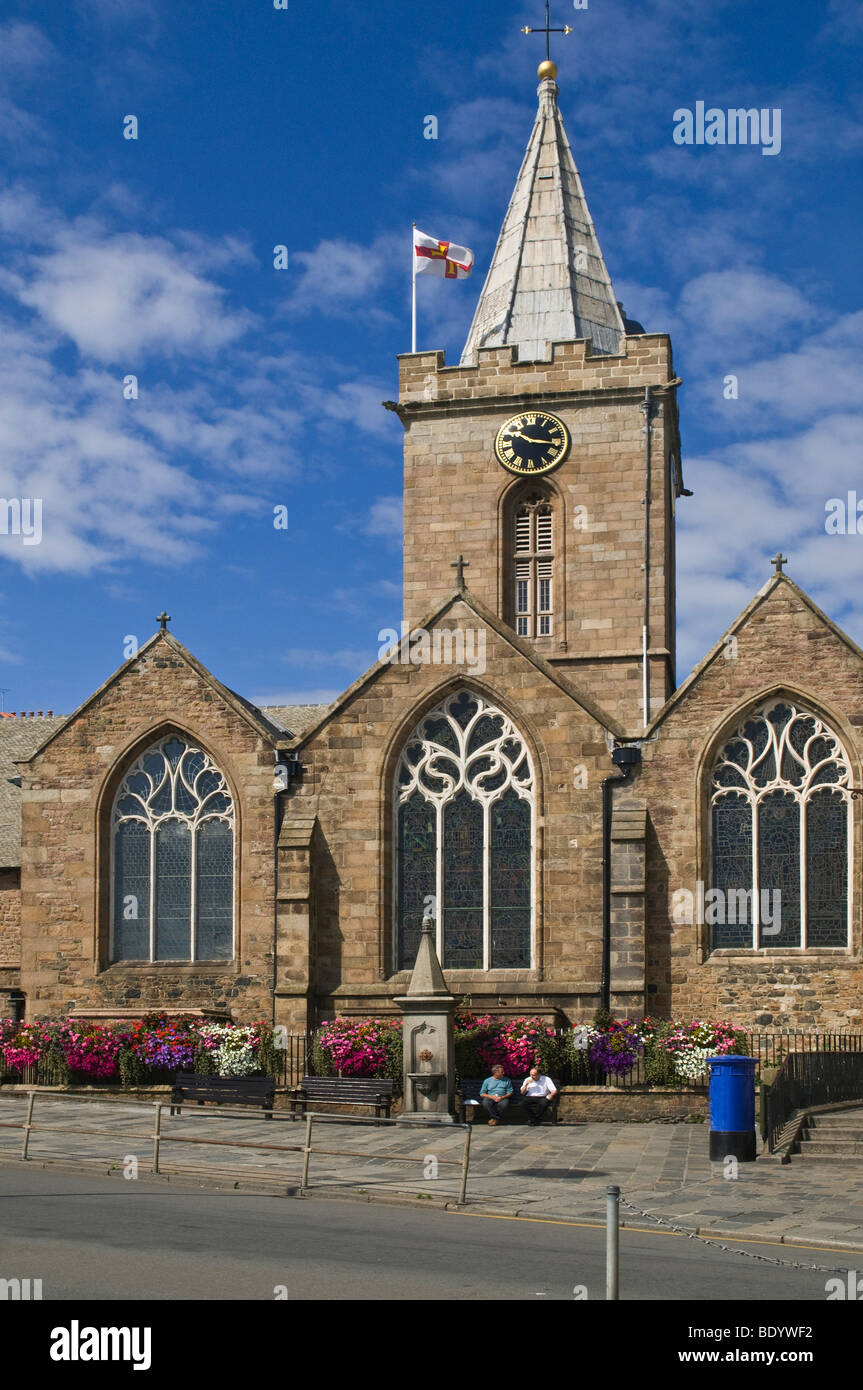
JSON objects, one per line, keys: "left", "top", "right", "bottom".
{"left": 4, "top": 1027, "right": 863, "bottom": 1094}
{"left": 765, "top": 1049, "right": 863, "bottom": 1153}
{"left": 274, "top": 1032, "right": 311, "bottom": 1088}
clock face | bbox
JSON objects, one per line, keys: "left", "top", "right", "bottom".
{"left": 494, "top": 411, "right": 570, "bottom": 475}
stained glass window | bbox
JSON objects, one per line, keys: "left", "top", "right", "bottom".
{"left": 709, "top": 701, "right": 850, "bottom": 950}
{"left": 490, "top": 790, "right": 531, "bottom": 967}
{"left": 397, "top": 792, "right": 436, "bottom": 970}
{"left": 111, "top": 735, "right": 235, "bottom": 961}
{"left": 395, "top": 691, "right": 534, "bottom": 970}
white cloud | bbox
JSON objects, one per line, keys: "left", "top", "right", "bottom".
{"left": 16, "top": 233, "right": 253, "bottom": 362}
{"left": 677, "top": 271, "right": 819, "bottom": 359}
{"left": 677, "top": 410, "right": 863, "bottom": 674}
{"left": 287, "top": 235, "right": 401, "bottom": 321}
{"left": 364, "top": 497, "right": 402, "bottom": 539}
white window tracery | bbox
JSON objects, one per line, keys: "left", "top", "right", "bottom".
{"left": 111, "top": 734, "right": 235, "bottom": 962}
{"left": 710, "top": 700, "right": 851, "bottom": 949}
{"left": 395, "top": 690, "right": 535, "bottom": 971}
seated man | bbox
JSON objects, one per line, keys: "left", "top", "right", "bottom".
{"left": 520, "top": 1065, "right": 558, "bottom": 1126}
{"left": 480, "top": 1065, "right": 513, "bottom": 1125}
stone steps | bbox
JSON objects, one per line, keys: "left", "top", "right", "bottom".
{"left": 796, "top": 1108, "right": 863, "bottom": 1160}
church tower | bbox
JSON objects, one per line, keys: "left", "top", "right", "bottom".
{"left": 393, "top": 59, "right": 686, "bottom": 729}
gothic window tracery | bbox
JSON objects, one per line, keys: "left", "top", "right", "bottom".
{"left": 111, "top": 734, "right": 235, "bottom": 962}
{"left": 709, "top": 700, "right": 850, "bottom": 949}
{"left": 395, "top": 690, "right": 534, "bottom": 970}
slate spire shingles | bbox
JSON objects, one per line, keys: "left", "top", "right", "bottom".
{"left": 460, "top": 73, "right": 624, "bottom": 364}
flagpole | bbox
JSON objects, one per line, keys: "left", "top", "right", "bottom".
{"left": 411, "top": 222, "right": 417, "bottom": 353}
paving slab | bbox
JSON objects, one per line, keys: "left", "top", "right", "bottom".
{"left": 0, "top": 1092, "right": 854, "bottom": 1257}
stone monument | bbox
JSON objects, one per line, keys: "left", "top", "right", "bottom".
{"left": 394, "top": 918, "right": 456, "bottom": 1123}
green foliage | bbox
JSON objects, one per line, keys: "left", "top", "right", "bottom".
{"left": 453, "top": 1027, "right": 485, "bottom": 1082}
{"left": 643, "top": 1034, "right": 677, "bottom": 1086}
{"left": 311, "top": 1036, "right": 334, "bottom": 1077}
{"left": 193, "top": 1048, "right": 217, "bottom": 1076}
{"left": 593, "top": 1007, "right": 614, "bottom": 1031}
{"left": 118, "top": 1046, "right": 145, "bottom": 1089}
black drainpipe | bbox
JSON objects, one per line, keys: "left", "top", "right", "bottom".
{"left": 601, "top": 745, "right": 642, "bottom": 1012}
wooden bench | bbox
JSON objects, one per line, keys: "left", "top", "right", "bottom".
{"left": 458, "top": 1078, "right": 561, "bottom": 1125}
{"left": 170, "top": 1072, "right": 275, "bottom": 1118}
{"left": 289, "top": 1076, "right": 394, "bottom": 1120}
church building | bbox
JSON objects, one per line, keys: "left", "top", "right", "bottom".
{"left": 2, "top": 59, "right": 861, "bottom": 1033}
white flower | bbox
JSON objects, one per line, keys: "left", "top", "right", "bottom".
{"left": 570, "top": 1025, "right": 595, "bottom": 1052}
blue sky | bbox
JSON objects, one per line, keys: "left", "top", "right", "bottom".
{"left": 0, "top": 0, "right": 861, "bottom": 715}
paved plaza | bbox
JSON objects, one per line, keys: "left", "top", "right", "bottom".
{"left": 0, "top": 1092, "right": 856, "bottom": 1256}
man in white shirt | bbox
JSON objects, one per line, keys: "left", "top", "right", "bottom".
{"left": 520, "top": 1066, "right": 558, "bottom": 1126}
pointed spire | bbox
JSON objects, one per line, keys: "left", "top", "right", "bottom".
{"left": 461, "top": 73, "right": 624, "bottom": 365}
{"left": 406, "top": 919, "right": 452, "bottom": 998}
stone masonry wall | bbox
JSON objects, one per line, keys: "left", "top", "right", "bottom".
{"left": 0, "top": 867, "right": 21, "bottom": 993}
{"left": 285, "top": 600, "right": 621, "bottom": 1029}
{"left": 18, "top": 635, "right": 279, "bottom": 1022}
{"left": 635, "top": 580, "right": 863, "bottom": 1029}
{"left": 397, "top": 335, "right": 679, "bottom": 729}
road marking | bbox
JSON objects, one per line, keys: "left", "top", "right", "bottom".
{"left": 448, "top": 1209, "right": 854, "bottom": 1255}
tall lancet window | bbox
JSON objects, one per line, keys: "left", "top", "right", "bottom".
{"left": 395, "top": 690, "right": 535, "bottom": 972}
{"left": 111, "top": 734, "right": 235, "bottom": 962}
{"left": 511, "top": 489, "right": 555, "bottom": 638}
{"left": 709, "top": 701, "right": 851, "bottom": 950}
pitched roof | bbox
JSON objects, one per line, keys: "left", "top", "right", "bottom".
{"left": 17, "top": 630, "right": 293, "bottom": 767}
{"left": 460, "top": 73, "right": 624, "bottom": 365}
{"left": 0, "top": 716, "right": 66, "bottom": 868}
{"left": 646, "top": 572, "right": 863, "bottom": 735}
{"left": 258, "top": 704, "right": 332, "bottom": 737}
{"left": 286, "top": 586, "right": 627, "bottom": 746}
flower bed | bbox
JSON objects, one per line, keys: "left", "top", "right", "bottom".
{"left": 0, "top": 1014, "right": 277, "bottom": 1086}
{"left": 307, "top": 1012, "right": 750, "bottom": 1093}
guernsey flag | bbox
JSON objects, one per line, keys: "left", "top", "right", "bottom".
{"left": 414, "top": 227, "right": 474, "bottom": 279}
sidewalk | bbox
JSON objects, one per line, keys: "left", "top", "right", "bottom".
{"left": 0, "top": 1093, "right": 857, "bottom": 1256}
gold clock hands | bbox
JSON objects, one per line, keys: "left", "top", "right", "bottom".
{"left": 503, "top": 430, "right": 553, "bottom": 447}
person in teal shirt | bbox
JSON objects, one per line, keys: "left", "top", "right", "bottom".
{"left": 480, "top": 1065, "right": 513, "bottom": 1125}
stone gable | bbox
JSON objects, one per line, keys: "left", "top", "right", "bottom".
{"left": 18, "top": 633, "right": 280, "bottom": 1020}
{"left": 633, "top": 579, "right": 863, "bottom": 1028}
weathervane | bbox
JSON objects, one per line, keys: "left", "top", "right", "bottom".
{"left": 522, "top": 1, "right": 573, "bottom": 65}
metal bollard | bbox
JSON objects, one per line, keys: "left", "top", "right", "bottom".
{"left": 300, "top": 1113, "right": 313, "bottom": 1192}
{"left": 21, "top": 1090, "right": 35, "bottom": 1160}
{"left": 457, "top": 1123, "right": 472, "bottom": 1206}
{"left": 152, "top": 1102, "right": 162, "bottom": 1174}
{"left": 606, "top": 1184, "right": 620, "bottom": 1301}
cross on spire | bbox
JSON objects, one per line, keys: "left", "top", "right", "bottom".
{"left": 521, "top": 1, "right": 573, "bottom": 63}
{"left": 771, "top": 553, "right": 788, "bottom": 575}
{"left": 156, "top": 610, "right": 171, "bottom": 631}
{"left": 451, "top": 555, "right": 469, "bottom": 587}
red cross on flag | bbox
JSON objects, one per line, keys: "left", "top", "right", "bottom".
{"left": 413, "top": 228, "right": 474, "bottom": 280}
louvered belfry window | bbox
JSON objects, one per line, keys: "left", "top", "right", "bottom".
{"left": 513, "top": 496, "right": 554, "bottom": 637}
{"left": 111, "top": 735, "right": 235, "bottom": 962}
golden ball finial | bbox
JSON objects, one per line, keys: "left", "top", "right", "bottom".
{"left": 538, "top": 59, "right": 558, "bottom": 81}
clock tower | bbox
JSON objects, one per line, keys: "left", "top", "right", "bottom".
{"left": 389, "top": 62, "right": 686, "bottom": 730}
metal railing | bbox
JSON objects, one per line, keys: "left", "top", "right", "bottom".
{"left": 4, "top": 1028, "right": 863, "bottom": 1093}
{"left": 0, "top": 1091, "right": 473, "bottom": 1203}
{"left": 765, "top": 1050, "right": 863, "bottom": 1153}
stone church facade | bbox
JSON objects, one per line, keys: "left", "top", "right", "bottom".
{"left": 2, "top": 67, "right": 861, "bottom": 1032}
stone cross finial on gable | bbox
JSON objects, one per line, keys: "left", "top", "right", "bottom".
{"left": 771, "top": 553, "right": 788, "bottom": 575}
{"left": 451, "top": 555, "right": 469, "bottom": 588}
{"left": 157, "top": 611, "right": 171, "bottom": 632}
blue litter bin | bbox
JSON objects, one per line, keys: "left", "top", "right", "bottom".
{"left": 708, "top": 1055, "right": 757, "bottom": 1162}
